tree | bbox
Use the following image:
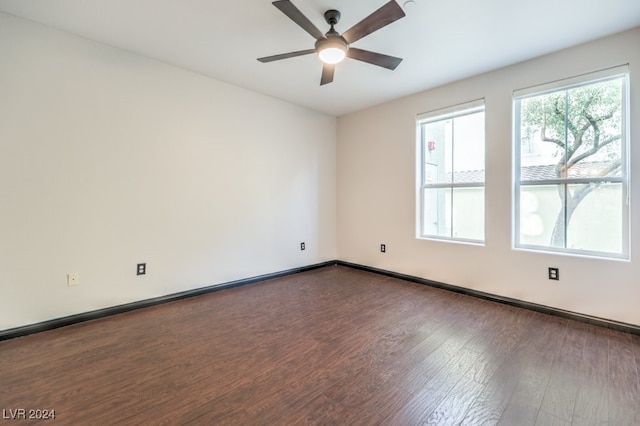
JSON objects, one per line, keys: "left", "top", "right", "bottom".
{"left": 520, "top": 78, "right": 623, "bottom": 248}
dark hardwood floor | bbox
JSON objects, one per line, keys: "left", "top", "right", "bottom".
{"left": 1, "top": 266, "right": 639, "bottom": 425}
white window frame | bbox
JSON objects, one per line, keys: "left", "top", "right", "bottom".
{"left": 416, "top": 99, "right": 486, "bottom": 245}
{"left": 512, "top": 65, "right": 630, "bottom": 259}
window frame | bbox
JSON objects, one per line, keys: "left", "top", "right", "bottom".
{"left": 512, "top": 65, "right": 630, "bottom": 259}
{"left": 416, "top": 99, "right": 486, "bottom": 245}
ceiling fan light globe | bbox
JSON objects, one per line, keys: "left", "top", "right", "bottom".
{"left": 319, "top": 46, "right": 346, "bottom": 64}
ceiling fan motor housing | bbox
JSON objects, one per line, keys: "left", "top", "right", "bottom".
{"left": 324, "top": 9, "right": 341, "bottom": 26}
{"left": 315, "top": 34, "right": 348, "bottom": 52}
{"left": 316, "top": 9, "right": 348, "bottom": 57}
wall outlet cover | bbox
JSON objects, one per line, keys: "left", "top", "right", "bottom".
{"left": 67, "top": 273, "right": 79, "bottom": 287}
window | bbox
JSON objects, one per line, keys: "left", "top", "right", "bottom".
{"left": 416, "top": 100, "right": 485, "bottom": 243}
{"left": 514, "top": 66, "right": 629, "bottom": 258}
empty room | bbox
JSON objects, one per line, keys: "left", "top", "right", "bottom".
{"left": 1, "top": 0, "right": 639, "bottom": 424}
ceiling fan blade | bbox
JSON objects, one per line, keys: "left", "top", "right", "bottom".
{"left": 320, "top": 63, "right": 335, "bottom": 85}
{"left": 272, "top": 0, "right": 325, "bottom": 40}
{"left": 347, "top": 47, "right": 403, "bottom": 70}
{"left": 341, "top": 0, "right": 406, "bottom": 44}
{"left": 258, "top": 49, "right": 316, "bottom": 63}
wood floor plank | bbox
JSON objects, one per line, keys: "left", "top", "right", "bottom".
{"left": 1, "top": 265, "right": 638, "bottom": 425}
{"left": 539, "top": 319, "right": 587, "bottom": 423}
{"left": 384, "top": 334, "right": 487, "bottom": 423}
{"left": 535, "top": 410, "right": 572, "bottom": 426}
{"left": 608, "top": 328, "right": 640, "bottom": 426}
{"left": 572, "top": 324, "right": 609, "bottom": 426}
{"left": 634, "top": 333, "right": 640, "bottom": 399}
{"left": 497, "top": 314, "right": 567, "bottom": 426}
{"left": 464, "top": 363, "right": 522, "bottom": 424}
{"left": 424, "top": 374, "right": 485, "bottom": 425}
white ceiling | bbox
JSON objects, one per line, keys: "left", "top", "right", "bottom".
{"left": 1, "top": 0, "right": 639, "bottom": 116}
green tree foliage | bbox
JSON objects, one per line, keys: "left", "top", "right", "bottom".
{"left": 520, "top": 78, "right": 623, "bottom": 248}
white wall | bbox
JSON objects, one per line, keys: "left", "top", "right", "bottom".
{"left": 337, "top": 27, "right": 640, "bottom": 326}
{"left": 0, "top": 13, "right": 336, "bottom": 331}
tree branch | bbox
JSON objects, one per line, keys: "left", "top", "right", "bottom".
{"left": 566, "top": 122, "right": 592, "bottom": 159}
{"left": 570, "top": 159, "right": 621, "bottom": 205}
{"left": 541, "top": 133, "right": 565, "bottom": 147}
{"left": 567, "top": 133, "right": 621, "bottom": 168}
{"left": 585, "top": 108, "right": 617, "bottom": 124}
{"left": 565, "top": 105, "right": 620, "bottom": 168}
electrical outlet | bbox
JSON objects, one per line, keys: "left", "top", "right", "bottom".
{"left": 67, "top": 273, "right": 79, "bottom": 287}
{"left": 137, "top": 263, "right": 146, "bottom": 275}
{"left": 548, "top": 267, "right": 559, "bottom": 280}
{"left": 300, "top": 242, "right": 305, "bottom": 251}
{"left": 381, "top": 244, "right": 386, "bottom": 253}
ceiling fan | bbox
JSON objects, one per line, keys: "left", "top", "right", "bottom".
{"left": 258, "top": 0, "right": 406, "bottom": 85}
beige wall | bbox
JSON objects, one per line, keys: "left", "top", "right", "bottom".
{"left": 2, "top": 11, "right": 638, "bottom": 332}
{"left": 0, "top": 13, "right": 337, "bottom": 331}
{"left": 337, "top": 27, "right": 640, "bottom": 326}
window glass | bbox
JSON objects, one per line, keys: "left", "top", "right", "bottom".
{"left": 514, "top": 68, "right": 628, "bottom": 258}
{"left": 417, "top": 101, "right": 485, "bottom": 243}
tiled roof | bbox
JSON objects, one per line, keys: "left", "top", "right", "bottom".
{"left": 444, "top": 161, "right": 620, "bottom": 183}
